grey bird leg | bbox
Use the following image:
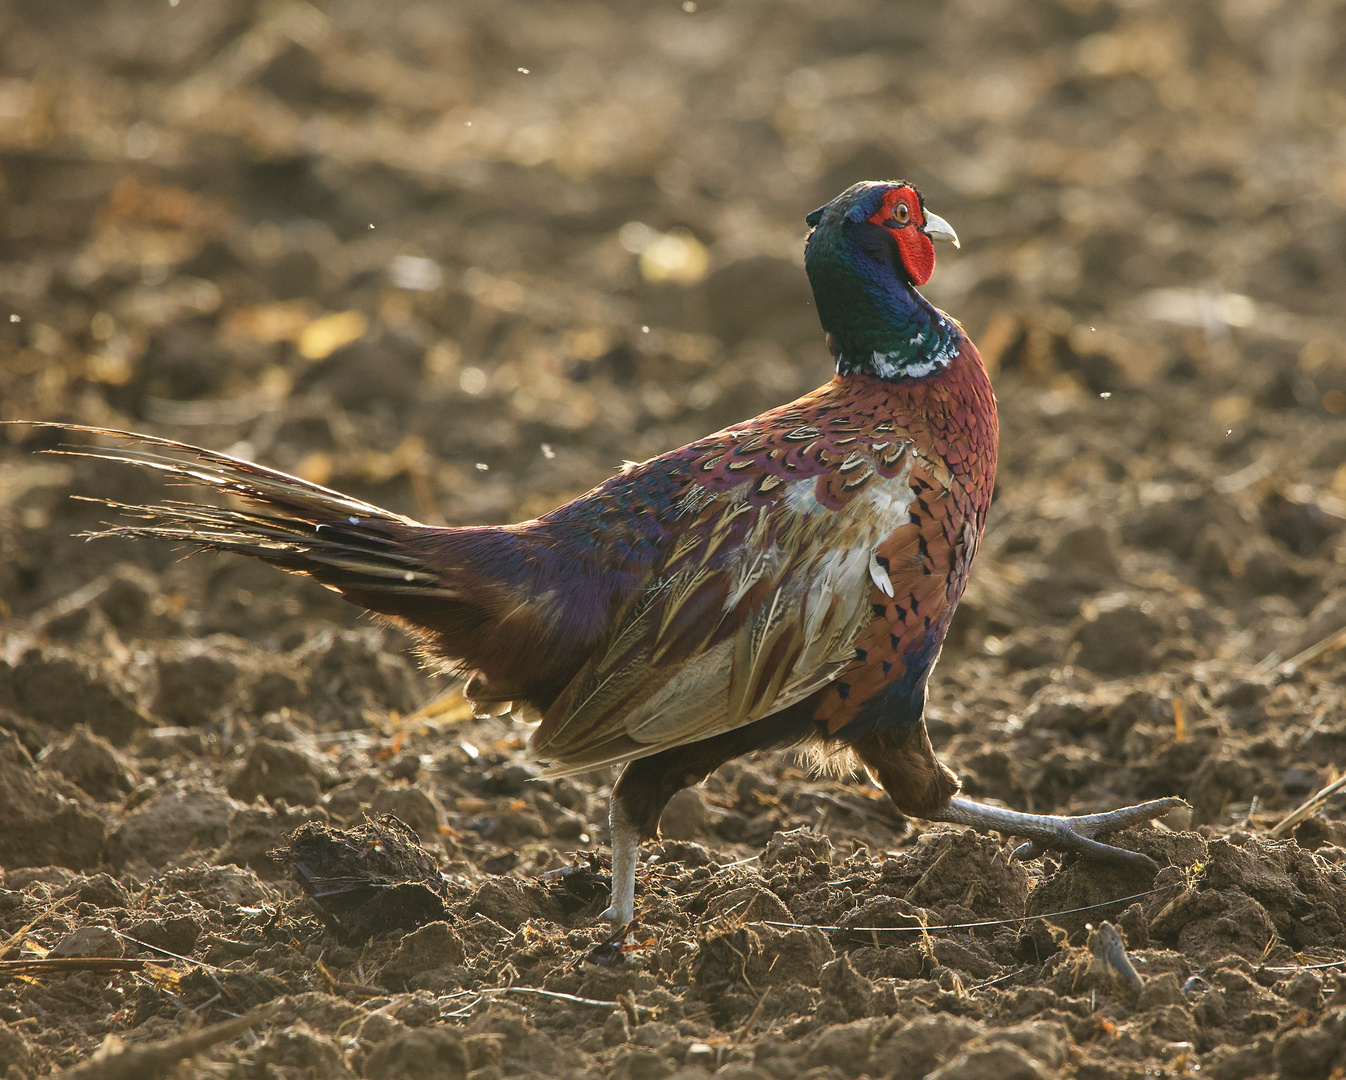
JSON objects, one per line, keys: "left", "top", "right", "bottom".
{"left": 600, "top": 704, "right": 822, "bottom": 925}
{"left": 601, "top": 798, "right": 640, "bottom": 924}
{"left": 929, "top": 796, "right": 1186, "bottom": 867}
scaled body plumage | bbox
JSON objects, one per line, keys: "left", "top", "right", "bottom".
{"left": 32, "top": 180, "right": 1180, "bottom": 924}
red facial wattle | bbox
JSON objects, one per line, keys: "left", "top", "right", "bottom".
{"left": 867, "top": 187, "right": 936, "bottom": 286}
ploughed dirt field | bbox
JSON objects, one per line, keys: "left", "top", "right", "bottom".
{"left": 3, "top": 0, "right": 1346, "bottom": 1076}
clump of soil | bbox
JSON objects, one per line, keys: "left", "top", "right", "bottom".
{"left": 273, "top": 815, "right": 456, "bottom": 942}
{"left": 4, "top": 0, "right": 1346, "bottom": 1075}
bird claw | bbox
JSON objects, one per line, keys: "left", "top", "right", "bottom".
{"left": 585, "top": 920, "right": 638, "bottom": 967}
{"left": 937, "top": 796, "right": 1186, "bottom": 868}
{"left": 1012, "top": 834, "right": 1155, "bottom": 870}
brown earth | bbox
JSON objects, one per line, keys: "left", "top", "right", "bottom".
{"left": 3, "top": 0, "right": 1346, "bottom": 1076}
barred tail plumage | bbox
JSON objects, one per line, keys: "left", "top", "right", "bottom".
{"left": 23, "top": 423, "right": 601, "bottom": 715}
{"left": 41, "top": 425, "right": 455, "bottom": 603}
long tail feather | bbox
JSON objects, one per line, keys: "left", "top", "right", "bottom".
{"left": 40, "top": 425, "right": 457, "bottom": 603}
{"left": 21, "top": 423, "right": 602, "bottom": 717}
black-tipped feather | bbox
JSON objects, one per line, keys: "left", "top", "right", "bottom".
{"left": 46, "top": 425, "right": 455, "bottom": 602}
{"left": 20, "top": 423, "right": 607, "bottom": 715}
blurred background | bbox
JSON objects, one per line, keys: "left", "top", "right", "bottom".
{"left": 2, "top": 0, "right": 1346, "bottom": 830}
{"left": 3, "top": 0, "right": 1344, "bottom": 524}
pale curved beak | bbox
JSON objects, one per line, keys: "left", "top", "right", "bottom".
{"left": 922, "top": 211, "right": 960, "bottom": 249}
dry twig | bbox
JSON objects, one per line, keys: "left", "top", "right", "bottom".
{"left": 51, "top": 1001, "right": 281, "bottom": 1080}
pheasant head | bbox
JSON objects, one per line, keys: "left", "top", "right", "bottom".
{"left": 804, "top": 180, "right": 961, "bottom": 382}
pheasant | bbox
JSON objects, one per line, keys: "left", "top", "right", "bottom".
{"left": 33, "top": 181, "right": 1180, "bottom": 924}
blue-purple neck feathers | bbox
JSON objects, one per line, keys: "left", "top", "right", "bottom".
{"left": 804, "top": 200, "right": 959, "bottom": 382}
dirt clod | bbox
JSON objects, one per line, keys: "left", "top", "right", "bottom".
{"left": 271, "top": 815, "right": 453, "bottom": 941}
{"left": 820, "top": 953, "right": 874, "bottom": 1019}
{"left": 876, "top": 1017, "right": 984, "bottom": 1080}
{"left": 50, "top": 926, "right": 123, "bottom": 958}
{"left": 107, "top": 787, "right": 240, "bottom": 869}
{"left": 44, "top": 725, "right": 136, "bottom": 802}
{"left": 226, "top": 739, "right": 325, "bottom": 806}
{"left": 0, "top": 731, "right": 106, "bottom": 870}
{"left": 927, "top": 1041, "right": 1050, "bottom": 1080}
{"left": 153, "top": 650, "right": 240, "bottom": 727}
{"left": 379, "top": 921, "right": 468, "bottom": 990}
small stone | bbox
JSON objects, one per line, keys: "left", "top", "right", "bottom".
{"left": 684, "top": 1042, "right": 714, "bottom": 1067}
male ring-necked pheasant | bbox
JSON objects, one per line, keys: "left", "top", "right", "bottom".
{"left": 37, "top": 181, "right": 1180, "bottom": 923}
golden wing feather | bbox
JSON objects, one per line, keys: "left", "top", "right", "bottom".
{"left": 531, "top": 474, "right": 906, "bottom": 773}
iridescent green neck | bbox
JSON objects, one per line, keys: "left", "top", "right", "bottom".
{"left": 805, "top": 225, "right": 959, "bottom": 382}
{"left": 831, "top": 295, "right": 961, "bottom": 380}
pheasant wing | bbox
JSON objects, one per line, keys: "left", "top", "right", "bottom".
{"left": 532, "top": 457, "right": 917, "bottom": 773}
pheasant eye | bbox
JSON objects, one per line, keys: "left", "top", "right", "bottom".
{"left": 893, "top": 203, "right": 910, "bottom": 224}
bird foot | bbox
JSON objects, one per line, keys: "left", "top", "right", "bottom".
{"left": 933, "top": 796, "right": 1187, "bottom": 868}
